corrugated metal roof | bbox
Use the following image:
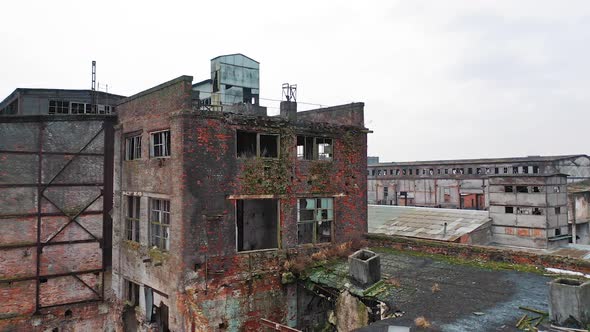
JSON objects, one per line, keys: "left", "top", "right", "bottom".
{"left": 368, "top": 205, "right": 491, "bottom": 242}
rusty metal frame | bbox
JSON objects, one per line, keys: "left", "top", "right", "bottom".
{"left": 0, "top": 116, "right": 115, "bottom": 313}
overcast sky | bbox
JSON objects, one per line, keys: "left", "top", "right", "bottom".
{"left": 1, "top": 1, "right": 589, "bottom": 162}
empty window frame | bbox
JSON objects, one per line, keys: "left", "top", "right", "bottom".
{"left": 396, "top": 169, "right": 400, "bottom": 176}
{"left": 532, "top": 208, "right": 543, "bottom": 215}
{"left": 429, "top": 169, "right": 434, "bottom": 175}
{"left": 150, "top": 130, "right": 171, "bottom": 158}
{"left": 532, "top": 186, "right": 542, "bottom": 193}
{"left": 377, "top": 170, "right": 382, "bottom": 176}
{"left": 516, "top": 186, "right": 528, "bottom": 193}
{"left": 505, "top": 206, "right": 514, "bottom": 214}
{"left": 371, "top": 170, "right": 375, "bottom": 176}
{"left": 513, "top": 166, "right": 519, "bottom": 174}
{"left": 236, "top": 199, "right": 278, "bottom": 252}
{"left": 504, "top": 186, "right": 514, "bottom": 192}
{"left": 296, "top": 136, "right": 332, "bottom": 161}
{"left": 48, "top": 100, "right": 70, "bottom": 114}
{"left": 149, "top": 199, "right": 170, "bottom": 250}
{"left": 390, "top": 169, "right": 394, "bottom": 175}
{"left": 444, "top": 169, "right": 448, "bottom": 175}
{"left": 553, "top": 186, "right": 561, "bottom": 193}
{"left": 409, "top": 169, "right": 413, "bottom": 175}
{"left": 476, "top": 168, "right": 482, "bottom": 175}
{"left": 533, "top": 166, "right": 539, "bottom": 174}
{"left": 298, "top": 198, "right": 333, "bottom": 245}
{"left": 70, "top": 102, "right": 86, "bottom": 114}
{"left": 522, "top": 166, "right": 529, "bottom": 174}
{"left": 124, "top": 279, "right": 140, "bottom": 306}
{"left": 555, "top": 207, "right": 561, "bottom": 214}
{"left": 125, "top": 134, "right": 142, "bottom": 160}
{"left": 437, "top": 169, "right": 441, "bottom": 175}
{"left": 468, "top": 168, "right": 473, "bottom": 175}
{"left": 517, "top": 207, "right": 531, "bottom": 215}
{"left": 126, "top": 196, "right": 140, "bottom": 242}
{"left": 238, "top": 131, "right": 279, "bottom": 158}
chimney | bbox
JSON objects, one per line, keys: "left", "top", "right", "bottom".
{"left": 280, "top": 101, "right": 297, "bottom": 121}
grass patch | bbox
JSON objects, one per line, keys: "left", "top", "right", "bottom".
{"left": 371, "top": 246, "right": 543, "bottom": 275}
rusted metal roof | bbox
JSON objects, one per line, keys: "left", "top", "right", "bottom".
{"left": 368, "top": 205, "right": 491, "bottom": 242}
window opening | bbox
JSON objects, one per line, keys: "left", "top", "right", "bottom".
{"left": 125, "top": 135, "right": 142, "bottom": 160}
{"left": 298, "top": 198, "right": 333, "bottom": 244}
{"left": 150, "top": 130, "right": 171, "bottom": 158}
{"left": 126, "top": 196, "right": 140, "bottom": 242}
{"left": 237, "top": 199, "right": 278, "bottom": 251}
{"left": 150, "top": 199, "right": 170, "bottom": 250}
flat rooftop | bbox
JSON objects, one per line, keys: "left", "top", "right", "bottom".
{"left": 352, "top": 248, "right": 552, "bottom": 331}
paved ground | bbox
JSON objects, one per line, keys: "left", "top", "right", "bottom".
{"left": 356, "top": 248, "right": 551, "bottom": 332}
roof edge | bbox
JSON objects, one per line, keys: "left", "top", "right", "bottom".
{"left": 117, "top": 75, "right": 193, "bottom": 105}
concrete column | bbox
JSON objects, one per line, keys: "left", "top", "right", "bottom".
{"left": 280, "top": 101, "right": 297, "bottom": 121}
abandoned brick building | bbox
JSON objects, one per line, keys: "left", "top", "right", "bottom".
{"left": 0, "top": 54, "right": 368, "bottom": 331}
{"left": 111, "top": 55, "right": 368, "bottom": 331}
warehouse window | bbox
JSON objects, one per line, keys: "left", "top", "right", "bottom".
{"left": 125, "top": 134, "right": 142, "bottom": 160}
{"left": 126, "top": 196, "right": 140, "bottom": 242}
{"left": 150, "top": 130, "right": 171, "bottom": 158}
{"left": 505, "top": 206, "right": 514, "bottom": 214}
{"left": 150, "top": 199, "right": 170, "bottom": 250}
{"left": 516, "top": 186, "right": 528, "bottom": 193}
{"left": 48, "top": 100, "right": 70, "bottom": 114}
{"left": 532, "top": 208, "right": 543, "bottom": 216}
{"left": 504, "top": 186, "right": 514, "bottom": 192}
{"left": 298, "top": 198, "right": 333, "bottom": 245}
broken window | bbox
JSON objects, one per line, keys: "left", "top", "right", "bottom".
{"left": 298, "top": 198, "right": 333, "bottom": 245}
{"left": 422, "top": 169, "right": 426, "bottom": 175}
{"left": 555, "top": 228, "right": 561, "bottom": 236}
{"left": 150, "top": 130, "right": 171, "bottom": 158}
{"left": 150, "top": 199, "right": 170, "bottom": 250}
{"left": 458, "top": 168, "right": 464, "bottom": 174}
{"left": 403, "top": 169, "right": 407, "bottom": 175}
{"left": 126, "top": 196, "right": 140, "bottom": 242}
{"left": 505, "top": 206, "right": 514, "bottom": 214}
{"left": 125, "top": 134, "right": 142, "bottom": 161}
{"left": 260, "top": 134, "right": 279, "bottom": 158}
{"left": 390, "top": 169, "right": 394, "bottom": 175}
{"left": 409, "top": 169, "right": 413, "bottom": 175}
{"left": 237, "top": 131, "right": 257, "bottom": 158}
{"left": 124, "top": 279, "right": 140, "bottom": 306}
{"left": 517, "top": 207, "right": 531, "bottom": 215}
{"left": 48, "top": 100, "right": 70, "bottom": 114}
{"left": 532, "top": 208, "right": 543, "bottom": 215}
{"left": 296, "top": 136, "right": 332, "bottom": 161}
{"left": 505, "top": 186, "right": 514, "bottom": 192}
{"left": 516, "top": 186, "right": 528, "bottom": 193}
{"left": 532, "top": 186, "right": 541, "bottom": 193}
{"left": 371, "top": 170, "right": 375, "bottom": 176}
{"left": 396, "top": 169, "right": 400, "bottom": 176}
{"left": 555, "top": 207, "right": 561, "bottom": 214}
{"left": 513, "top": 167, "right": 519, "bottom": 174}
{"left": 553, "top": 186, "right": 560, "bottom": 193}
{"left": 429, "top": 169, "right": 434, "bottom": 175}
{"left": 523, "top": 166, "right": 529, "bottom": 174}
{"left": 317, "top": 138, "right": 333, "bottom": 160}
{"left": 377, "top": 170, "right": 382, "bottom": 176}
{"left": 485, "top": 168, "right": 491, "bottom": 174}
{"left": 533, "top": 166, "right": 539, "bottom": 174}
{"left": 236, "top": 199, "right": 278, "bottom": 251}
{"left": 476, "top": 168, "right": 482, "bottom": 175}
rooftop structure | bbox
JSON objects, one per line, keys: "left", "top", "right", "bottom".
{"left": 0, "top": 88, "right": 125, "bottom": 116}
{"left": 369, "top": 205, "right": 491, "bottom": 244}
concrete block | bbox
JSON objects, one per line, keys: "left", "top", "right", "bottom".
{"left": 549, "top": 278, "right": 590, "bottom": 326}
{"left": 348, "top": 249, "right": 381, "bottom": 286}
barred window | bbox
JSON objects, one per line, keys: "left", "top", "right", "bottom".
{"left": 150, "top": 199, "right": 170, "bottom": 250}
{"left": 297, "top": 198, "right": 333, "bottom": 244}
{"left": 126, "top": 196, "right": 140, "bottom": 242}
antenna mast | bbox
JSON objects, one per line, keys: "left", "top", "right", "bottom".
{"left": 91, "top": 61, "right": 97, "bottom": 114}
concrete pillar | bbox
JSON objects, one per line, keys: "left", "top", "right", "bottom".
{"left": 280, "top": 101, "right": 297, "bottom": 121}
